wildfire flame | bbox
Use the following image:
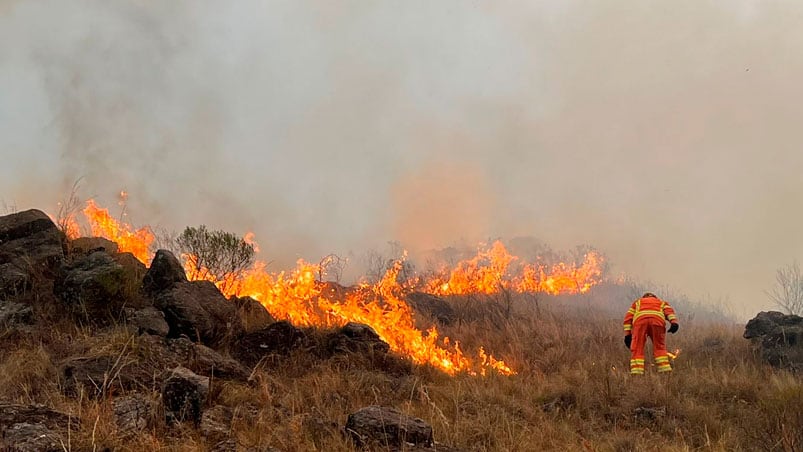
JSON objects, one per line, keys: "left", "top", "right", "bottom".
{"left": 67, "top": 196, "right": 608, "bottom": 376}
{"left": 82, "top": 199, "right": 155, "bottom": 263}
{"left": 425, "top": 240, "right": 604, "bottom": 296}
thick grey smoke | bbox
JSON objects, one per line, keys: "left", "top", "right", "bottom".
{"left": 2, "top": 0, "right": 803, "bottom": 317}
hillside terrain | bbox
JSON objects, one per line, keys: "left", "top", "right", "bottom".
{"left": 0, "top": 208, "right": 801, "bottom": 451}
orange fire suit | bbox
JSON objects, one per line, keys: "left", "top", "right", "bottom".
{"left": 623, "top": 295, "right": 677, "bottom": 375}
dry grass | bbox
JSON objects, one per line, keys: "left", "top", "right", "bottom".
{"left": 1, "top": 291, "right": 801, "bottom": 451}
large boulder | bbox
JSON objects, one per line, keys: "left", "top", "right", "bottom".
{"left": 54, "top": 250, "right": 126, "bottom": 322}
{"left": 0, "top": 403, "right": 73, "bottom": 451}
{"left": 124, "top": 306, "right": 170, "bottom": 337}
{"left": 1, "top": 422, "right": 63, "bottom": 451}
{"left": 232, "top": 321, "right": 306, "bottom": 367}
{"left": 167, "top": 337, "right": 250, "bottom": 381}
{"left": 155, "top": 280, "right": 242, "bottom": 347}
{"left": 143, "top": 249, "right": 187, "bottom": 294}
{"left": 744, "top": 311, "right": 803, "bottom": 371}
{"left": 112, "top": 393, "right": 157, "bottom": 436}
{"left": 744, "top": 311, "right": 803, "bottom": 339}
{"left": 162, "top": 366, "right": 210, "bottom": 425}
{"left": 345, "top": 406, "right": 434, "bottom": 448}
{"left": 232, "top": 296, "right": 275, "bottom": 332}
{"left": 60, "top": 355, "right": 141, "bottom": 398}
{"left": 0, "top": 209, "right": 65, "bottom": 296}
{"left": 327, "top": 322, "right": 390, "bottom": 355}
{"left": 69, "top": 236, "right": 119, "bottom": 255}
{"left": 200, "top": 405, "right": 233, "bottom": 441}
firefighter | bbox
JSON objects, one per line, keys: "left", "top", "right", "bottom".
{"left": 623, "top": 292, "right": 678, "bottom": 375}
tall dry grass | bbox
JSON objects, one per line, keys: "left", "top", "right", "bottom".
{"left": 1, "top": 290, "right": 800, "bottom": 451}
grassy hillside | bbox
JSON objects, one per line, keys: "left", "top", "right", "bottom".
{"left": 1, "top": 281, "right": 799, "bottom": 451}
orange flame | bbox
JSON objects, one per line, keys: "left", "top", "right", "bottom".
{"left": 82, "top": 199, "right": 155, "bottom": 263}
{"left": 208, "top": 257, "right": 514, "bottom": 376}
{"left": 65, "top": 197, "right": 584, "bottom": 376}
{"left": 426, "top": 241, "right": 603, "bottom": 296}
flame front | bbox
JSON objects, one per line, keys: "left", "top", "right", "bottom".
{"left": 82, "top": 199, "right": 155, "bottom": 263}
{"left": 426, "top": 241, "right": 604, "bottom": 296}
{"left": 208, "top": 257, "right": 514, "bottom": 376}
{"left": 71, "top": 197, "right": 608, "bottom": 377}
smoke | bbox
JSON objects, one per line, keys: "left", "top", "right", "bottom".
{"left": 2, "top": 0, "right": 803, "bottom": 317}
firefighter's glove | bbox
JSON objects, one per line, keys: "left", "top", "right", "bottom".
{"left": 668, "top": 323, "right": 679, "bottom": 334}
{"left": 624, "top": 335, "right": 632, "bottom": 349}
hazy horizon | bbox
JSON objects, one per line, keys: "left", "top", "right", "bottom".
{"left": 3, "top": 1, "right": 803, "bottom": 319}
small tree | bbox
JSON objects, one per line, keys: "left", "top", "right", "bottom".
{"left": 317, "top": 253, "right": 347, "bottom": 283}
{"left": 176, "top": 225, "right": 255, "bottom": 292}
{"left": 767, "top": 262, "right": 803, "bottom": 315}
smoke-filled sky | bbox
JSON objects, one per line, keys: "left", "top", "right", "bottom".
{"left": 2, "top": 1, "right": 803, "bottom": 318}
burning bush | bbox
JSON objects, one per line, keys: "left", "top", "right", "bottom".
{"left": 176, "top": 225, "right": 256, "bottom": 293}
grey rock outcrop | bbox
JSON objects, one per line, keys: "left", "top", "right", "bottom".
{"left": 162, "top": 366, "right": 210, "bottom": 425}
{"left": 327, "top": 322, "right": 390, "bottom": 355}
{"left": 113, "top": 394, "right": 157, "bottom": 435}
{"left": 167, "top": 337, "right": 250, "bottom": 381}
{"left": 125, "top": 306, "right": 170, "bottom": 337}
{"left": 1, "top": 422, "right": 62, "bottom": 451}
{"left": 143, "top": 249, "right": 187, "bottom": 294}
{"left": 0, "top": 403, "right": 73, "bottom": 451}
{"left": 744, "top": 311, "right": 803, "bottom": 371}
{"left": 0, "top": 209, "right": 64, "bottom": 297}
{"left": 54, "top": 250, "right": 126, "bottom": 322}
{"left": 232, "top": 321, "right": 306, "bottom": 367}
{"left": 155, "top": 280, "right": 242, "bottom": 347}
{"left": 345, "top": 405, "right": 433, "bottom": 448}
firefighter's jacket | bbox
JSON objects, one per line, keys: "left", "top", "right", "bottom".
{"left": 623, "top": 295, "right": 677, "bottom": 334}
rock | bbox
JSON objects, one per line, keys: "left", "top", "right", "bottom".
{"left": 60, "top": 355, "right": 140, "bottom": 398}
{"left": 744, "top": 311, "right": 803, "bottom": 371}
{"left": 0, "top": 209, "right": 65, "bottom": 283}
{"left": 406, "top": 292, "right": 456, "bottom": 325}
{"left": 162, "top": 366, "right": 210, "bottom": 425}
{"left": 0, "top": 403, "right": 72, "bottom": 430}
{"left": 328, "top": 322, "right": 390, "bottom": 355}
{"left": 633, "top": 406, "right": 666, "bottom": 422}
{"left": 168, "top": 337, "right": 250, "bottom": 381}
{"left": 125, "top": 307, "right": 170, "bottom": 337}
{"left": 345, "top": 406, "right": 433, "bottom": 448}
{"left": 744, "top": 311, "right": 802, "bottom": 339}
{"left": 1, "top": 422, "right": 62, "bottom": 451}
{"left": 70, "top": 236, "right": 119, "bottom": 255}
{"left": 200, "top": 405, "right": 233, "bottom": 440}
{"left": 113, "top": 394, "right": 156, "bottom": 435}
{"left": 0, "top": 301, "right": 33, "bottom": 326}
{"left": 232, "top": 296, "right": 274, "bottom": 332}
{"left": 232, "top": 321, "right": 306, "bottom": 367}
{"left": 0, "top": 263, "right": 31, "bottom": 298}
{"left": 761, "top": 324, "right": 803, "bottom": 370}
{"left": 54, "top": 250, "right": 126, "bottom": 322}
{"left": 113, "top": 252, "right": 148, "bottom": 289}
{"left": 143, "top": 249, "right": 187, "bottom": 294}
{"left": 155, "top": 280, "right": 242, "bottom": 347}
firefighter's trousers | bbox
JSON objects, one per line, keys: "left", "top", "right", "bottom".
{"left": 629, "top": 320, "right": 671, "bottom": 375}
